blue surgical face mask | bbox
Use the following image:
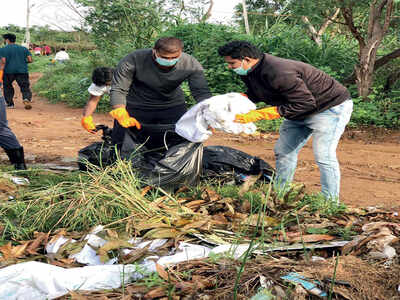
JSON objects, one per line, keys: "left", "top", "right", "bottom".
{"left": 155, "top": 54, "right": 180, "bottom": 67}
{"left": 233, "top": 60, "right": 250, "bottom": 76}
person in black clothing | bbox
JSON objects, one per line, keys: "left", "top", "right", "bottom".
{"left": 0, "top": 83, "right": 27, "bottom": 169}
{"left": 218, "top": 41, "right": 353, "bottom": 201}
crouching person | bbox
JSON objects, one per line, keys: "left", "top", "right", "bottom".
{"left": 81, "top": 67, "right": 114, "bottom": 134}
{"left": 218, "top": 41, "right": 353, "bottom": 202}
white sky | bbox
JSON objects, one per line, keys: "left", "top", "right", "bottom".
{"left": 0, "top": 0, "right": 241, "bottom": 30}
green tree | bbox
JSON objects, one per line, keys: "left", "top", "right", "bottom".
{"left": 75, "top": 0, "right": 163, "bottom": 49}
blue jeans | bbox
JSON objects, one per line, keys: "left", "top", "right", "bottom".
{"left": 274, "top": 100, "right": 353, "bottom": 201}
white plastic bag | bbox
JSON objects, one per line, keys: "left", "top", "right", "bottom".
{"left": 175, "top": 93, "right": 257, "bottom": 142}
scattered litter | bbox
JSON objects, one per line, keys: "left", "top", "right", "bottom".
{"left": 2, "top": 174, "right": 30, "bottom": 186}
{"left": 210, "top": 243, "right": 252, "bottom": 259}
{"left": 311, "top": 256, "right": 326, "bottom": 262}
{"left": 281, "top": 272, "right": 327, "bottom": 297}
{"left": 35, "top": 163, "right": 79, "bottom": 171}
{"left": 343, "top": 221, "right": 400, "bottom": 259}
{"left": 249, "top": 288, "right": 274, "bottom": 300}
{"left": 157, "top": 242, "right": 211, "bottom": 267}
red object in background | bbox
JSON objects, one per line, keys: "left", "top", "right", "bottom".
{"left": 43, "top": 45, "right": 52, "bottom": 55}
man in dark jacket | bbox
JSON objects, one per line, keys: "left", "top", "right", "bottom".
{"left": 0, "top": 33, "right": 33, "bottom": 109}
{"left": 218, "top": 41, "right": 353, "bottom": 201}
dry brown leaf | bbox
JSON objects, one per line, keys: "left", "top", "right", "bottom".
{"left": 156, "top": 263, "right": 169, "bottom": 281}
{"left": 293, "top": 284, "right": 307, "bottom": 300}
{"left": 176, "top": 186, "right": 189, "bottom": 193}
{"left": 243, "top": 214, "right": 279, "bottom": 227}
{"left": 275, "top": 231, "right": 302, "bottom": 242}
{"left": 135, "top": 222, "right": 171, "bottom": 232}
{"left": 175, "top": 281, "right": 195, "bottom": 292}
{"left": 105, "top": 229, "right": 119, "bottom": 240}
{"left": 182, "top": 219, "right": 210, "bottom": 231}
{"left": 69, "top": 291, "right": 88, "bottom": 300}
{"left": 239, "top": 173, "right": 262, "bottom": 196}
{"left": 126, "top": 285, "right": 149, "bottom": 294}
{"left": 240, "top": 200, "right": 251, "bottom": 213}
{"left": 141, "top": 186, "right": 152, "bottom": 197}
{"left": 98, "top": 240, "right": 133, "bottom": 263}
{"left": 232, "top": 212, "right": 248, "bottom": 220}
{"left": 185, "top": 200, "right": 205, "bottom": 208}
{"left": 144, "top": 287, "right": 166, "bottom": 299}
{"left": 143, "top": 228, "right": 180, "bottom": 239}
{"left": 290, "top": 234, "right": 335, "bottom": 243}
{"left": 212, "top": 214, "right": 229, "bottom": 224}
{"left": 174, "top": 218, "right": 192, "bottom": 227}
{"left": 225, "top": 202, "right": 235, "bottom": 215}
{"left": 27, "top": 232, "right": 49, "bottom": 255}
{"left": 121, "top": 245, "right": 150, "bottom": 264}
{"left": 201, "top": 189, "right": 220, "bottom": 202}
{"left": 0, "top": 242, "right": 29, "bottom": 260}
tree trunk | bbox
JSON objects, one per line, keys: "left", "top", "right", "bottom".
{"left": 201, "top": 0, "right": 213, "bottom": 22}
{"left": 344, "top": 48, "right": 400, "bottom": 85}
{"left": 355, "top": 40, "right": 380, "bottom": 97}
{"left": 241, "top": 0, "right": 250, "bottom": 35}
{"left": 301, "top": 8, "right": 340, "bottom": 47}
{"left": 24, "top": 0, "right": 31, "bottom": 48}
{"left": 341, "top": 0, "right": 394, "bottom": 98}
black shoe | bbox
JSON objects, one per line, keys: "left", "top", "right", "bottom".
{"left": 6, "top": 103, "right": 15, "bottom": 109}
{"left": 4, "top": 147, "right": 27, "bottom": 170}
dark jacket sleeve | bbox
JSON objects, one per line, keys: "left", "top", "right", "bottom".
{"left": 187, "top": 59, "right": 212, "bottom": 102}
{"left": 270, "top": 73, "right": 317, "bottom": 120}
{"left": 110, "top": 55, "right": 136, "bottom": 107}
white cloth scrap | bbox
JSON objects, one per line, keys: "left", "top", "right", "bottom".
{"left": 175, "top": 93, "right": 257, "bottom": 142}
{"left": 87, "top": 83, "right": 110, "bottom": 96}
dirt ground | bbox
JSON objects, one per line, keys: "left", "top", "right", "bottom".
{"left": 3, "top": 73, "right": 400, "bottom": 209}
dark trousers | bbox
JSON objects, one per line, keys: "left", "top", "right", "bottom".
{"left": 112, "top": 104, "right": 187, "bottom": 148}
{"left": 3, "top": 73, "right": 32, "bottom": 105}
{"left": 0, "top": 97, "right": 21, "bottom": 149}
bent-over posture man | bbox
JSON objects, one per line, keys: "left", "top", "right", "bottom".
{"left": 108, "top": 37, "right": 212, "bottom": 148}
{"left": 218, "top": 41, "right": 353, "bottom": 201}
{"left": 82, "top": 37, "right": 212, "bottom": 149}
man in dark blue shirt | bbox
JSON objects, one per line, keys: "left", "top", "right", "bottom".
{"left": 0, "top": 33, "right": 33, "bottom": 109}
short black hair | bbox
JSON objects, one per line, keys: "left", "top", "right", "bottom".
{"left": 154, "top": 37, "right": 184, "bottom": 53}
{"left": 60, "top": 48, "right": 66, "bottom": 51}
{"left": 218, "top": 41, "right": 263, "bottom": 59}
{"left": 92, "top": 67, "right": 114, "bottom": 86}
{"left": 2, "top": 33, "right": 16, "bottom": 43}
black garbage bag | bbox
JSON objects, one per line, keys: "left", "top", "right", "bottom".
{"left": 77, "top": 125, "right": 274, "bottom": 187}
{"left": 120, "top": 124, "right": 203, "bottom": 189}
{"left": 202, "top": 145, "right": 275, "bottom": 183}
{"left": 78, "top": 125, "right": 117, "bottom": 171}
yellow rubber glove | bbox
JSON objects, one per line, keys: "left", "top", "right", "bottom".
{"left": 0, "top": 70, "right": 3, "bottom": 83}
{"left": 109, "top": 107, "right": 141, "bottom": 129}
{"left": 81, "top": 115, "right": 96, "bottom": 133}
{"left": 235, "top": 106, "right": 280, "bottom": 123}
